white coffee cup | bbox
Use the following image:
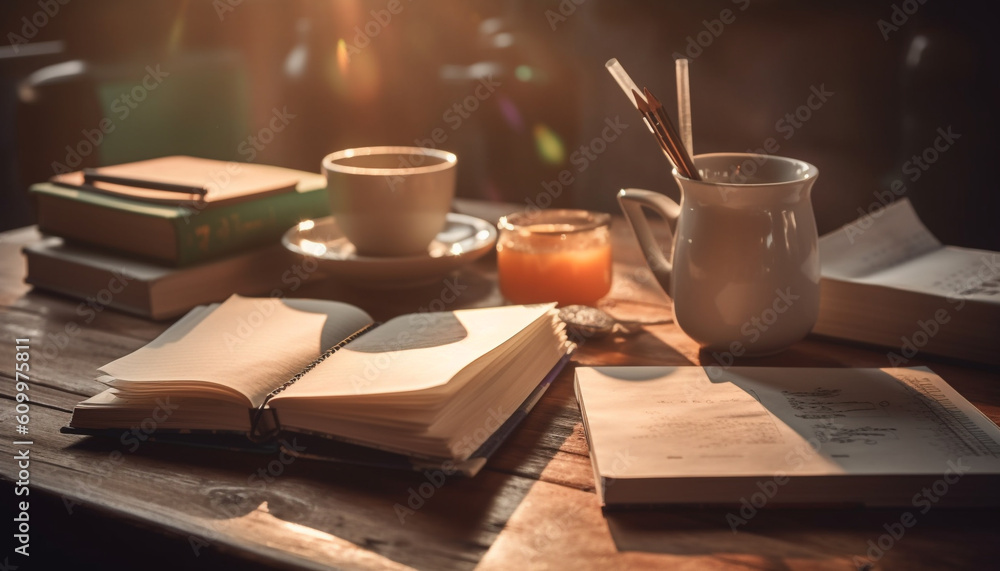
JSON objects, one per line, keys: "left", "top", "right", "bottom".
{"left": 322, "top": 146, "right": 457, "bottom": 257}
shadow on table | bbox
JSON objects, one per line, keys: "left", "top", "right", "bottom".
{"left": 67, "top": 433, "right": 528, "bottom": 569}
{"left": 605, "top": 505, "right": 1000, "bottom": 564}
{"left": 57, "top": 273, "right": 698, "bottom": 570}
{"left": 296, "top": 264, "right": 500, "bottom": 322}
{"left": 696, "top": 342, "right": 855, "bottom": 369}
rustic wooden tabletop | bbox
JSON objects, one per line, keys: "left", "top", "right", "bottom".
{"left": 2, "top": 201, "right": 999, "bottom": 570}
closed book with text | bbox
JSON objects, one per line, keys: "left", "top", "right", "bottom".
{"left": 575, "top": 366, "right": 1000, "bottom": 508}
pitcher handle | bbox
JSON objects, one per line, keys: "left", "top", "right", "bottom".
{"left": 617, "top": 188, "right": 681, "bottom": 296}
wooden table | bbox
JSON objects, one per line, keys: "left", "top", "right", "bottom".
{"left": 2, "top": 201, "right": 999, "bottom": 570}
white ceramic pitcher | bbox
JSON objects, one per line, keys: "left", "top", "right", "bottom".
{"left": 618, "top": 153, "right": 820, "bottom": 356}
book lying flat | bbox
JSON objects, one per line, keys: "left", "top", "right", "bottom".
{"left": 32, "top": 157, "right": 330, "bottom": 266}
{"left": 814, "top": 198, "right": 1000, "bottom": 366}
{"left": 52, "top": 156, "right": 302, "bottom": 205}
{"left": 575, "top": 366, "right": 1000, "bottom": 507}
{"left": 65, "top": 296, "right": 574, "bottom": 475}
{"left": 24, "top": 237, "right": 313, "bottom": 320}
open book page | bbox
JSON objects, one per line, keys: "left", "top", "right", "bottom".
{"left": 272, "top": 304, "right": 556, "bottom": 401}
{"left": 820, "top": 198, "right": 1000, "bottom": 302}
{"left": 850, "top": 247, "right": 1000, "bottom": 303}
{"left": 69, "top": 387, "right": 253, "bottom": 432}
{"left": 576, "top": 366, "right": 1000, "bottom": 481}
{"left": 100, "top": 295, "right": 373, "bottom": 407}
{"left": 820, "top": 198, "right": 941, "bottom": 280}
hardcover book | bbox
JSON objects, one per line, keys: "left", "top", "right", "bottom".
{"left": 64, "top": 296, "right": 575, "bottom": 475}
{"left": 814, "top": 198, "right": 1000, "bottom": 366}
{"left": 24, "top": 237, "right": 313, "bottom": 320}
{"left": 31, "top": 156, "right": 330, "bottom": 266}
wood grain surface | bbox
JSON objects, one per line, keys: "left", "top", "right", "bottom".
{"left": 2, "top": 201, "right": 998, "bottom": 570}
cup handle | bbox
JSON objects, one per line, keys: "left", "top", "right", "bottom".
{"left": 617, "top": 188, "right": 681, "bottom": 296}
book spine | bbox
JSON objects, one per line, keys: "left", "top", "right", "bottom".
{"left": 173, "top": 188, "right": 330, "bottom": 266}
{"left": 249, "top": 322, "right": 379, "bottom": 441}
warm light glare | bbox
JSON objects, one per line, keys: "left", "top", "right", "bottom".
{"left": 167, "top": 8, "right": 186, "bottom": 55}
{"left": 336, "top": 38, "right": 350, "bottom": 74}
{"left": 533, "top": 124, "right": 565, "bottom": 165}
{"left": 297, "top": 220, "right": 315, "bottom": 231}
{"left": 493, "top": 33, "right": 514, "bottom": 48}
{"left": 300, "top": 239, "right": 327, "bottom": 257}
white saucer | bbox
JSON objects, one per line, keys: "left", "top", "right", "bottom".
{"left": 282, "top": 213, "right": 497, "bottom": 288}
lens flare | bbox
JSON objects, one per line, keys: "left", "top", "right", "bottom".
{"left": 336, "top": 38, "right": 350, "bottom": 75}
{"left": 497, "top": 95, "right": 524, "bottom": 131}
{"left": 533, "top": 124, "right": 565, "bottom": 165}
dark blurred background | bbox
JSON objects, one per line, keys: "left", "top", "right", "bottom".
{"left": 2, "top": 0, "right": 997, "bottom": 249}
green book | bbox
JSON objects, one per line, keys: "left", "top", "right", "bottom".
{"left": 31, "top": 169, "right": 329, "bottom": 266}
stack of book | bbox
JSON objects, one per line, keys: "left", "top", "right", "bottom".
{"left": 25, "top": 156, "right": 331, "bottom": 319}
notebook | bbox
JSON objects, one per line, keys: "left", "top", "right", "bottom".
{"left": 575, "top": 366, "right": 1000, "bottom": 507}
{"left": 65, "top": 296, "right": 574, "bottom": 475}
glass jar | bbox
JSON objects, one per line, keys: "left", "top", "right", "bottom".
{"left": 497, "top": 209, "right": 612, "bottom": 305}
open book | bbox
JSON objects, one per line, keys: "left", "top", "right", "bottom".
{"left": 576, "top": 366, "right": 1000, "bottom": 508}
{"left": 66, "top": 296, "right": 574, "bottom": 475}
{"left": 815, "top": 198, "right": 1000, "bottom": 366}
